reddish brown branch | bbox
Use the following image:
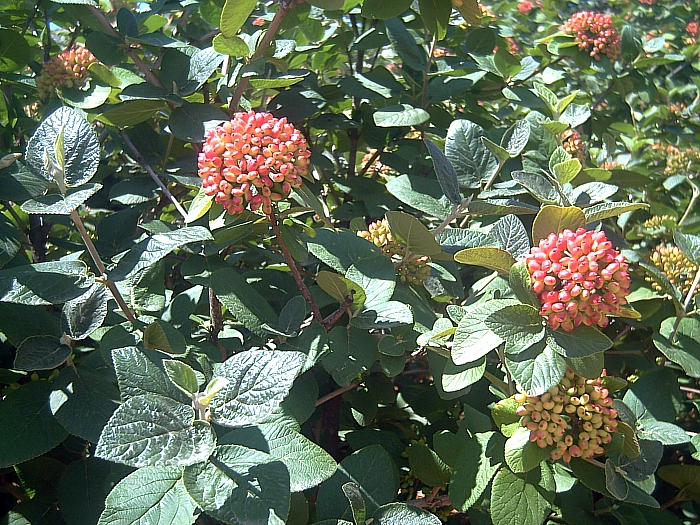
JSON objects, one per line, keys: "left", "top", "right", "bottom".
{"left": 315, "top": 381, "right": 359, "bottom": 407}
{"left": 267, "top": 210, "right": 324, "bottom": 324}
{"left": 228, "top": 1, "right": 306, "bottom": 113}
{"left": 322, "top": 292, "right": 354, "bottom": 329}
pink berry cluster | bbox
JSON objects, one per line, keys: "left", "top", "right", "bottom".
{"left": 562, "top": 12, "right": 621, "bottom": 61}
{"left": 687, "top": 21, "right": 699, "bottom": 38}
{"left": 36, "top": 47, "right": 97, "bottom": 100}
{"left": 515, "top": 369, "right": 619, "bottom": 463}
{"left": 517, "top": 1, "right": 534, "bottom": 14}
{"left": 561, "top": 129, "right": 585, "bottom": 162}
{"left": 526, "top": 228, "right": 631, "bottom": 331}
{"left": 198, "top": 111, "right": 311, "bottom": 215}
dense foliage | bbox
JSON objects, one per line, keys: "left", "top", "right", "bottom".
{"left": 0, "top": 0, "right": 699, "bottom": 524}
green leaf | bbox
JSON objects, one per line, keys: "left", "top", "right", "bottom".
{"left": 111, "top": 347, "right": 190, "bottom": 403}
{"left": 605, "top": 459, "right": 629, "bottom": 500}
{"left": 144, "top": 320, "right": 187, "bottom": 355}
{"left": 654, "top": 317, "right": 700, "bottom": 378}
{"left": 617, "top": 421, "right": 641, "bottom": 459}
{"left": 345, "top": 256, "right": 396, "bottom": 309}
{"left": 385, "top": 211, "right": 442, "bottom": 256}
{"left": 583, "top": 202, "right": 648, "bottom": 223}
{"left": 342, "top": 482, "right": 366, "bottom": 525}
{"left": 553, "top": 159, "right": 582, "bottom": 185}
{"left": 482, "top": 137, "right": 510, "bottom": 163}
{"left": 637, "top": 419, "right": 689, "bottom": 445}
{"left": 21, "top": 183, "right": 102, "bottom": 215}
{"left": 490, "top": 464, "right": 555, "bottom": 525}
{"left": 213, "top": 34, "right": 250, "bottom": 57}
{"left": 640, "top": 263, "right": 684, "bottom": 307}
{"left": 445, "top": 119, "right": 498, "bottom": 189}
{"left": 533, "top": 83, "right": 558, "bottom": 112}
{"left": 185, "top": 186, "right": 213, "bottom": 224}
{"left": 316, "top": 445, "right": 399, "bottom": 521}
{"left": 502, "top": 120, "right": 531, "bottom": 157}
{"left": 385, "top": 175, "right": 452, "bottom": 219}
{"left": 423, "top": 138, "right": 462, "bottom": 205}
{"left": 0, "top": 260, "right": 92, "bottom": 306}
{"left": 95, "top": 394, "right": 217, "bottom": 467}
{"left": 384, "top": 17, "right": 427, "bottom": 71}
{"left": 164, "top": 360, "right": 199, "bottom": 396}
{"left": 408, "top": 441, "right": 451, "bottom": 486}
{"left": 506, "top": 343, "right": 567, "bottom": 396}
{"left": 58, "top": 458, "right": 111, "bottom": 525}
{"left": 184, "top": 444, "right": 289, "bottom": 524}
{"left": 361, "top": 0, "right": 412, "bottom": 19}
{"left": 98, "top": 101, "right": 167, "bottom": 127}
{"left": 209, "top": 350, "right": 305, "bottom": 427}
{"left": 373, "top": 503, "right": 441, "bottom": 525}
{"left": 0, "top": 381, "right": 68, "bottom": 468}
{"left": 0, "top": 29, "right": 31, "bottom": 72}
{"left": 658, "top": 464, "right": 700, "bottom": 504}
{"left": 306, "top": 228, "right": 384, "bottom": 273}
{"left": 489, "top": 214, "right": 531, "bottom": 259}
{"left": 373, "top": 104, "right": 430, "bottom": 127}
{"left": 61, "top": 283, "right": 108, "bottom": 340}
{"left": 110, "top": 226, "right": 213, "bottom": 281}
{"left": 324, "top": 326, "right": 378, "bottom": 386}
{"left": 504, "top": 427, "right": 552, "bottom": 473}
{"left": 50, "top": 361, "right": 120, "bottom": 443}
{"left": 570, "top": 182, "right": 619, "bottom": 206}
{"left": 546, "top": 325, "right": 613, "bottom": 358}
{"left": 452, "top": 299, "right": 517, "bottom": 365}
{"left": 316, "top": 271, "right": 366, "bottom": 311}
{"left": 13, "top": 335, "right": 71, "bottom": 371}
{"left": 98, "top": 466, "right": 198, "bottom": 525}
{"left": 492, "top": 397, "right": 523, "bottom": 438}
{"left": 454, "top": 246, "right": 516, "bottom": 274}
{"left": 168, "top": 102, "right": 228, "bottom": 142}
{"left": 441, "top": 357, "right": 486, "bottom": 392}
{"left": 418, "top": 0, "right": 451, "bottom": 40}
{"left": 618, "top": 439, "right": 660, "bottom": 481}
{"left": 220, "top": 0, "right": 257, "bottom": 37}
{"left": 26, "top": 106, "right": 100, "bottom": 188}
{"left": 450, "top": 432, "right": 504, "bottom": 511}
{"left": 674, "top": 231, "right": 700, "bottom": 265}
{"left": 484, "top": 304, "right": 545, "bottom": 355}
{"left": 532, "top": 205, "right": 585, "bottom": 244}
{"left": 509, "top": 260, "right": 539, "bottom": 308}
{"left": 511, "top": 171, "right": 560, "bottom": 204}
{"left": 561, "top": 104, "right": 591, "bottom": 129}
{"left": 219, "top": 423, "right": 337, "bottom": 491}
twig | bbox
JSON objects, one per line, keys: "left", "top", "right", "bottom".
{"left": 680, "top": 385, "right": 700, "bottom": 396}
{"left": 679, "top": 180, "right": 700, "bottom": 227}
{"left": 3, "top": 201, "right": 29, "bottom": 236}
{"left": 405, "top": 494, "right": 451, "bottom": 508}
{"left": 432, "top": 196, "right": 472, "bottom": 235}
{"left": 228, "top": 1, "right": 305, "bottom": 113}
{"left": 209, "top": 288, "right": 226, "bottom": 361}
{"left": 357, "top": 148, "right": 383, "bottom": 178}
{"left": 267, "top": 210, "right": 324, "bottom": 324}
{"left": 315, "top": 381, "right": 359, "bottom": 407}
{"left": 322, "top": 292, "right": 354, "bottom": 329}
{"left": 70, "top": 210, "right": 137, "bottom": 323}
{"left": 87, "top": 6, "right": 165, "bottom": 89}
{"left": 119, "top": 131, "right": 188, "bottom": 219}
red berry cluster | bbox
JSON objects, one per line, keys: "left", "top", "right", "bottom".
{"left": 686, "top": 21, "right": 699, "bottom": 37}
{"left": 526, "top": 228, "right": 631, "bottom": 331}
{"left": 515, "top": 369, "right": 619, "bottom": 463}
{"left": 198, "top": 111, "right": 311, "bottom": 215}
{"left": 517, "top": 1, "right": 534, "bottom": 14}
{"left": 562, "top": 12, "right": 621, "bottom": 61}
{"left": 36, "top": 47, "right": 97, "bottom": 99}
{"left": 561, "top": 129, "right": 585, "bottom": 162}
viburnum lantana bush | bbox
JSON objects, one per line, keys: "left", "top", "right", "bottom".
{"left": 0, "top": 0, "right": 699, "bottom": 524}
